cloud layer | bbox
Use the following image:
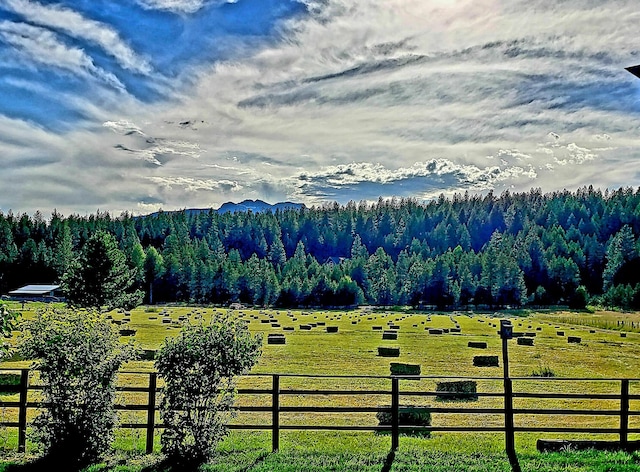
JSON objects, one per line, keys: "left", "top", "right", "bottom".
{"left": 1, "top": 0, "right": 640, "bottom": 215}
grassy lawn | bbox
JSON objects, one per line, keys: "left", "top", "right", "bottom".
{"left": 2, "top": 302, "right": 640, "bottom": 469}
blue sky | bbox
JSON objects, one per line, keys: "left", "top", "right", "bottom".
{"left": 2, "top": 0, "right": 640, "bottom": 215}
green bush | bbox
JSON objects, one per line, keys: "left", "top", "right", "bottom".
{"left": 435, "top": 380, "right": 478, "bottom": 401}
{"left": 155, "top": 313, "right": 262, "bottom": 468}
{"left": 18, "top": 307, "right": 137, "bottom": 469}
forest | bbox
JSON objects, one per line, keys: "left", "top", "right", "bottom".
{"left": 2, "top": 186, "right": 640, "bottom": 310}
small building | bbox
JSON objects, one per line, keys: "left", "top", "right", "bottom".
{"left": 324, "top": 257, "right": 346, "bottom": 266}
{"left": 7, "top": 284, "right": 63, "bottom": 302}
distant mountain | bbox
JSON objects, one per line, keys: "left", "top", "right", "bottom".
{"left": 218, "top": 200, "right": 304, "bottom": 213}
{"left": 145, "top": 200, "right": 304, "bottom": 217}
{"left": 217, "top": 199, "right": 304, "bottom": 214}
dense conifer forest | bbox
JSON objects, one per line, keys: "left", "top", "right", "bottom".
{"left": 3, "top": 186, "right": 640, "bottom": 309}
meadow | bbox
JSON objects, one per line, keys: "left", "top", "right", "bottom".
{"left": 2, "top": 303, "right": 640, "bottom": 471}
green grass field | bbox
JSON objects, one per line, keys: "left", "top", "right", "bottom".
{"left": 3, "top": 302, "right": 640, "bottom": 470}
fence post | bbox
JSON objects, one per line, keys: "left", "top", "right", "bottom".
{"left": 620, "top": 379, "right": 630, "bottom": 450}
{"left": 391, "top": 377, "right": 399, "bottom": 451}
{"left": 145, "top": 372, "right": 157, "bottom": 454}
{"left": 18, "top": 368, "right": 28, "bottom": 453}
{"left": 272, "top": 374, "right": 280, "bottom": 452}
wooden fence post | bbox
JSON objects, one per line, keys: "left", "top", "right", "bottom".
{"left": 145, "top": 372, "right": 157, "bottom": 454}
{"left": 18, "top": 369, "right": 28, "bottom": 453}
{"left": 620, "top": 379, "right": 629, "bottom": 450}
{"left": 391, "top": 377, "right": 399, "bottom": 451}
{"left": 272, "top": 374, "right": 280, "bottom": 452}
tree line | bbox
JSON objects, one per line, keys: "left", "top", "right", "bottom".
{"left": 2, "top": 186, "right": 640, "bottom": 309}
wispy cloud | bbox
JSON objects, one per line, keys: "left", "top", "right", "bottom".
{"left": 3, "top": 0, "right": 640, "bottom": 215}
{"left": 0, "top": 21, "right": 124, "bottom": 89}
{"left": 1, "top": 0, "right": 152, "bottom": 74}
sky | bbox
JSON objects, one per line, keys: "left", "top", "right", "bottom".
{"left": 2, "top": 0, "right": 640, "bottom": 216}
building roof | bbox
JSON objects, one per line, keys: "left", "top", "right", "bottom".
{"left": 8, "top": 284, "right": 61, "bottom": 296}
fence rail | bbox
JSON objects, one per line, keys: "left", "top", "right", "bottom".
{"left": 0, "top": 369, "right": 639, "bottom": 454}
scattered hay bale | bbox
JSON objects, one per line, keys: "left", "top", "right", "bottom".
{"left": 621, "top": 333, "right": 627, "bottom": 338}
{"left": 283, "top": 327, "right": 295, "bottom": 331}
{"left": 119, "top": 328, "right": 136, "bottom": 337}
{"left": 271, "top": 324, "right": 281, "bottom": 328}
{"left": 326, "top": 326, "right": 339, "bottom": 333}
{"left": 590, "top": 330, "right": 596, "bottom": 333}
{"left": 377, "top": 405, "right": 431, "bottom": 437}
{"left": 568, "top": 336, "right": 581, "bottom": 344}
{"left": 148, "top": 316, "right": 157, "bottom": 320}
{"left": 389, "top": 325, "right": 400, "bottom": 330}
{"left": 473, "top": 355, "right": 499, "bottom": 367}
{"left": 517, "top": 337, "right": 534, "bottom": 346}
{"left": 299, "top": 325, "right": 312, "bottom": 330}
{"left": 377, "top": 347, "right": 400, "bottom": 357}
{"left": 383, "top": 331, "right": 398, "bottom": 340}
{"left": 428, "top": 329, "right": 443, "bottom": 335}
{"left": 450, "top": 328, "right": 461, "bottom": 333}
{"left": 267, "top": 334, "right": 286, "bottom": 345}
{"left": 556, "top": 331, "right": 565, "bottom": 336}
{"left": 525, "top": 332, "right": 536, "bottom": 337}
{"left": 435, "top": 380, "right": 478, "bottom": 401}
{"left": 372, "top": 326, "right": 383, "bottom": 331}
{"left": 468, "top": 341, "right": 487, "bottom": 349}
{"left": 442, "top": 328, "right": 450, "bottom": 333}
{"left": 317, "top": 322, "right": 326, "bottom": 326}
{"left": 390, "top": 363, "right": 420, "bottom": 376}
{"left": 260, "top": 319, "right": 271, "bottom": 324}
{"left": 512, "top": 332, "right": 525, "bottom": 338}
{"left": 141, "top": 350, "right": 156, "bottom": 361}
{"left": 161, "top": 318, "right": 172, "bottom": 324}
{"left": 536, "top": 327, "right": 542, "bottom": 331}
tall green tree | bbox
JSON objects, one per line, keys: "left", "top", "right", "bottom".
{"left": 62, "top": 231, "right": 143, "bottom": 311}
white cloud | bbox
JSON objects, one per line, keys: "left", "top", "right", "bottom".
{"left": 134, "top": 0, "right": 234, "bottom": 14}
{"left": 1, "top": 0, "right": 152, "bottom": 74}
{"left": 0, "top": 21, "right": 124, "bottom": 90}
{"left": 148, "top": 176, "right": 242, "bottom": 192}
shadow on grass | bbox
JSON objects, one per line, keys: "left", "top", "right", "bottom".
{"left": 2, "top": 456, "right": 83, "bottom": 472}
{"left": 380, "top": 450, "right": 395, "bottom": 472}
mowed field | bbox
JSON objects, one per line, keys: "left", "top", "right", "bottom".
{"left": 2, "top": 303, "right": 640, "bottom": 458}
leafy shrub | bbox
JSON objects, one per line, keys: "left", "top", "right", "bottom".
{"left": 19, "top": 307, "right": 137, "bottom": 469}
{"left": 155, "top": 313, "right": 262, "bottom": 468}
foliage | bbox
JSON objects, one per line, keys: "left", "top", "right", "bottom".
{"left": 18, "top": 307, "right": 138, "bottom": 469}
{"left": 62, "top": 230, "right": 143, "bottom": 311}
{"left": 0, "top": 304, "right": 18, "bottom": 360}
{"left": 4, "top": 187, "right": 640, "bottom": 309}
{"left": 155, "top": 313, "right": 262, "bottom": 468}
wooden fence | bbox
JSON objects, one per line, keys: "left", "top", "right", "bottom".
{"left": 1, "top": 369, "right": 639, "bottom": 454}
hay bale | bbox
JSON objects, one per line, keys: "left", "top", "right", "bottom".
{"left": 299, "top": 325, "right": 312, "bottom": 330}
{"left": 621, "top": 333, "right": 627, "bottom": 338}
{"left": 473, "top": 355, "right": 499, "bottom": 367}
{"left": 428, "top": 329, "right": 443, "bottom": 335}
{"left": 567, "top": 336, "right": 581, "bottom": 344}
{"left": 468, "top": 341, "right": 487, "bottom": 349}
{"left": 372, "top": 326, "right": 383, "bottom": 331}
{"left": 390, "top": 363, "right": 420, "bottom": 375}
{"left": 326, "top": 326, "right": 339, "bottom": 333}
{"left": 450, "top": 328, "right": 461, "bottom": 333}
{"left": 376, "top": 405, "right": 431, "bottom": 436}
{"left": 556, "top": 331, "right": 565, "bottom": 336}
{"left": 141, "top": 349, "right": 156, "bottom": 361}
{"left": 119, "top": 328, "right": 136, "bottom": 336}
{"left": 517, "top": 337, "right": 534, "bottom": 346}
{"left": 383, "top": 331, "right": 398, "bottom": 340}
{"left": 267, "top": 334, "right": 286, "bottom": 345}
{"left": 524, "top": 332, "right": 536, "bottom": 337}
{"left": 377, "top": 347, "right": 400, "bottom": 357}
{"left": 283, "top": 326, "right": 295, "bottom": 331}
{"left": 389, "top": 325, "right": 400, "bottom": 330}
{"left": 435, "top": 380, "right": 478, "bottom": 401}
